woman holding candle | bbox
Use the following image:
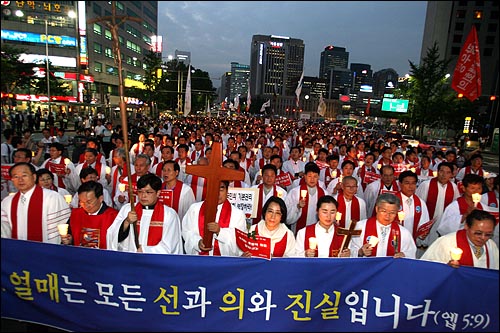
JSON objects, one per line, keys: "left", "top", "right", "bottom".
{"left": 241, "top": 197, "right": 296, "bottom": 258}
{"left": 294, "top": 195, "right": 351, "bottom": 258}
{"left": 421, "top": 209, "right": 498, "bottom": 269}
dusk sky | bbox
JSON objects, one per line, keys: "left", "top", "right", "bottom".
{"left": 157, "top": 1, "right": 428, "bottom": 80}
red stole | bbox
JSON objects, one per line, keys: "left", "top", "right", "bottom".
{"left": 457, "top": 196, "right": 483, "bottom": 215}
{"left": 70, "top": 206, "right": 118, "bottom": 249}
{"left": 465, "top": 166, "right": 484, "bottom": 177}
{"left": 296, "top": 179, "right": 325, "bottom": 233}
{"left": 304, "top": 224, "right": 344, "bottom": 257}
{"left": 456, "top": 229, "right": 490, "bottom": 268}
{"left": 112, "top": 165, "right": 128, "bottom": 198}
{"left": 190, "top": 149, "right": 204, "bottom": 161}
{"left": 11, "top": 186, "right": 44, "bottom": 241}
{"left": 487, "top": 191, "right": 497, "bottom": 207}
{"left": 427, "top": 178, "right": 454, "bottom": 218}
{"left": 47, "top": 158, "right": 66, "bottom": 188}
{"left": 395, "top": 193, "right": 422, "bottom": 240}
{"left": 161, "top": 180, "right": 183, "bottom": 212}
{"left": 175, "top": 157, "right": 191, "bottom": 165}
{"left": 255, "top": 225, "right": 287, "bottom": 257}
{"left": 198, "top": 200, "right": 232, "bottom": 256}
{"left": 155, "top": 161, "right": 165, "bottom": 176}
{"left": 336, "top": 195, "right": 360, "bottom": 228}
{"left": 364, "top": 217, "right": 401, "bottom": 256}
{"left": 190, "top": 175, "right": 207, "bottom": 201}
{"left": 253, "top": 184, "right": 278, "bottom": 225}
{"left": 82, "top": 160, "right": 103, "bottom": 178}
{"left": 135, "top": 203, "right": 165, "bottom": 246}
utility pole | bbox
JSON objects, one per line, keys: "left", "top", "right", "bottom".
{"left": 88, "top": 1, "right": 142, "bottom": 247}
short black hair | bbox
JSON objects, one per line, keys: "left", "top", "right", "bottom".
{"left": 137, "top": 173, "right": 162, "bottom": 191}
{"left": 262, "top": 196, "right": 287, "bottom": 222}
{"left": 78, "top": 180, "right": 104, "bottom": 198}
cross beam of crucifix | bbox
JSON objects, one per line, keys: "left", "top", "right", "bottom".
{"left": 185, "top": 142, "right": 245, "bottom": 248}
{"left": 336, "top": 220, "right": 362, "bottom": 255}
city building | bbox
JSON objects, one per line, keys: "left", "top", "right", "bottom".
{"left": 229, "top": 62, "right": 250, "bottom": 103}
{"left": 249, "top": 34, "right": 304, "bottom": 98}
{"left": 1, "top": 1, "right": 159, "bottom": 119}
{"left": 174, "top": 49, "right": 191, "bottom": 65}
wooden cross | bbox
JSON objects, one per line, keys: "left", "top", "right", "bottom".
{"left": 185, "top": 142, "right": 245, "bottom": 248}
{"left": 337, "top": 220, "right": 362, "bottom": 254}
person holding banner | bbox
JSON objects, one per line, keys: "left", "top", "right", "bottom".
{"left": 182, "top": 181, "right": 246, "bottom": 256}
{"left": 160, "top": 160, "right": 195, "bottom": 222}
{"left": 107, "top": 173, "right": 182, "bottom": 254}
{"left": 294, "top": 195, "right": 351, "bottom": 258}
{"left": 241, "top": 196, "right": 296, "bottom": 258}
{"left": 61, "top": 181, "right": 118, "bottom": 249}
{"left": 421, "top": 209, "right": 498, "bottom": 270}
{"left": 1, "top": 162, "right": 71, "bottom": 244}
{"left": 350, "top": 193, "right": 417, "bottom": 259}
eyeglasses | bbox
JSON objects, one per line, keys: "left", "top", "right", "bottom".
{"left": 265, "top": 209, "right": 282, "bottom": 216}
{"left": 378, "top": 209, "right": 398, "bottom": 216}
{"left": 472, "top": 231, "right": 494, "bottom": 238}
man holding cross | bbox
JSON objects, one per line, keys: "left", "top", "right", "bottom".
{"left": 294, "top": 195, "right": 353, "bottom": 258}
{"left": 181, "top": 142, "right": 247, "bottom": 256}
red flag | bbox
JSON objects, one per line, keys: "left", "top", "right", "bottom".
{"left": 451, "top": 25, "right": 481, "bottom": 102}
{"left": 365, "top": 98, "right": 371, "bottom": 116}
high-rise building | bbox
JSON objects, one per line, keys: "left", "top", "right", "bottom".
{"left": 372, "top": 68, "right": 399, "bottom": 98}
{"left": 1, "top": 1, "right": 159, "bottom": 117}
{"left": 229, "top": 62, "right": 250, "bottom": 102}
{"left": 319, "top": 45, "right": 349, "bottom": 78}
{"left": 249, "top": 34, "right": 304, "bottom": 98}
{"left": 174, "top": 50, "right": 191, "bottom": 65}
{"left": 421, "top": 1, "right": 498, "bottom": 100}
{"left": 219, "top": 72, "right": 231, "bottom": 104}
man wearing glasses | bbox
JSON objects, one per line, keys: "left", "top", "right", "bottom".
{"left": 350, "top": 193, "right": 417, "bottom": 259}
{"left": 107, "top": 173, "right": 182, "bottom": 254}
{"left": 61, "top": 181, "right": 118, "bottom": 249}
{"left": 421, "top": 210, "right": 498, "bottom": 269}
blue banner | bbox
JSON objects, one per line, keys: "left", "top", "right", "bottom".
{"left": 1, "top": 239, "right": 498, "bottom": 332}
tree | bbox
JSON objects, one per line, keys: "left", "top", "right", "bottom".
{"left": 396, "top": 42, "right": 471, "bottom": 139}
{"left": 0, "top": 44, "right": 34, "bottom": 95}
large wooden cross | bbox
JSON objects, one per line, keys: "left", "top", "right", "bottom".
{"left": 337, "top": 220, "right": 362, "bottom": 255}
{"left": 185, "top": 142, "right": 245, "bottom": 248}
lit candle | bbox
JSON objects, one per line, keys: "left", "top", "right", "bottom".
{"left": 358, "top": 161, "right": 364, "bottom": 167}
{"left": 472, "top": 193, "right": 481, "bottom": 207}
{"left": 398, "top": 211, "right": 405, "bottom": 222}
{"left": 9, "top": 192, "right": 16, "bottom": 196}
{"left": 335, "top": 211, "right": 342, "bottom": 222}
{"left": 450, "top": 247, "right": 463, "bottom": 261}
{"left": 410, "top": 167, "right": 416, "bottom": 173}
{"left": 300, "top": 189, "right": 307, "bottom": 199}
{"left": 64, "top": 158, "right": 70, "bottom": 166}
{"left": 377, "top": 164, "right": 382, "bottom": 170}
{"left": 308, "top": 237, "right": 317, "bottom": 250}
{"left": 432, "top": 171, "right": 437, "bottom": 177}
{"left": 339, "top": 175, "right": 343, "bottom": 182}
{"left": 57, "top": 224, "right": 69, "bottom": 236}
{"left": 368, "top": 236, "right": 379, "bottom": 247}
{"left": 64, "top": 194, "right": 72, "bottom": 204}
{"left": 483, "top": 171, "right": 489, "bottom": 179}
{"left": 118, "top": 183, "right": 126, "bottom": 192}
{"left": 331, "top": 170, "right": 337, "bottom": 178}
{"left": 106, "top": 166, "right": 111, "bottom": 175}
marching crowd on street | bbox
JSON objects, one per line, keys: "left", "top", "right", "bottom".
{"left": 1, "top": 113, "right": 499, "bottom": 270}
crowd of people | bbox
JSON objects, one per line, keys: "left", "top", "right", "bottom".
{"left": 1, "top": 114, "right": 498, "bottom": 270}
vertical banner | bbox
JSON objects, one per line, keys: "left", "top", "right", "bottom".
{"left": 451, "top": 25, "right": 482, "bottom": 101}
{"left": 184, "top": 65, "right": 192, "bottom": 116}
